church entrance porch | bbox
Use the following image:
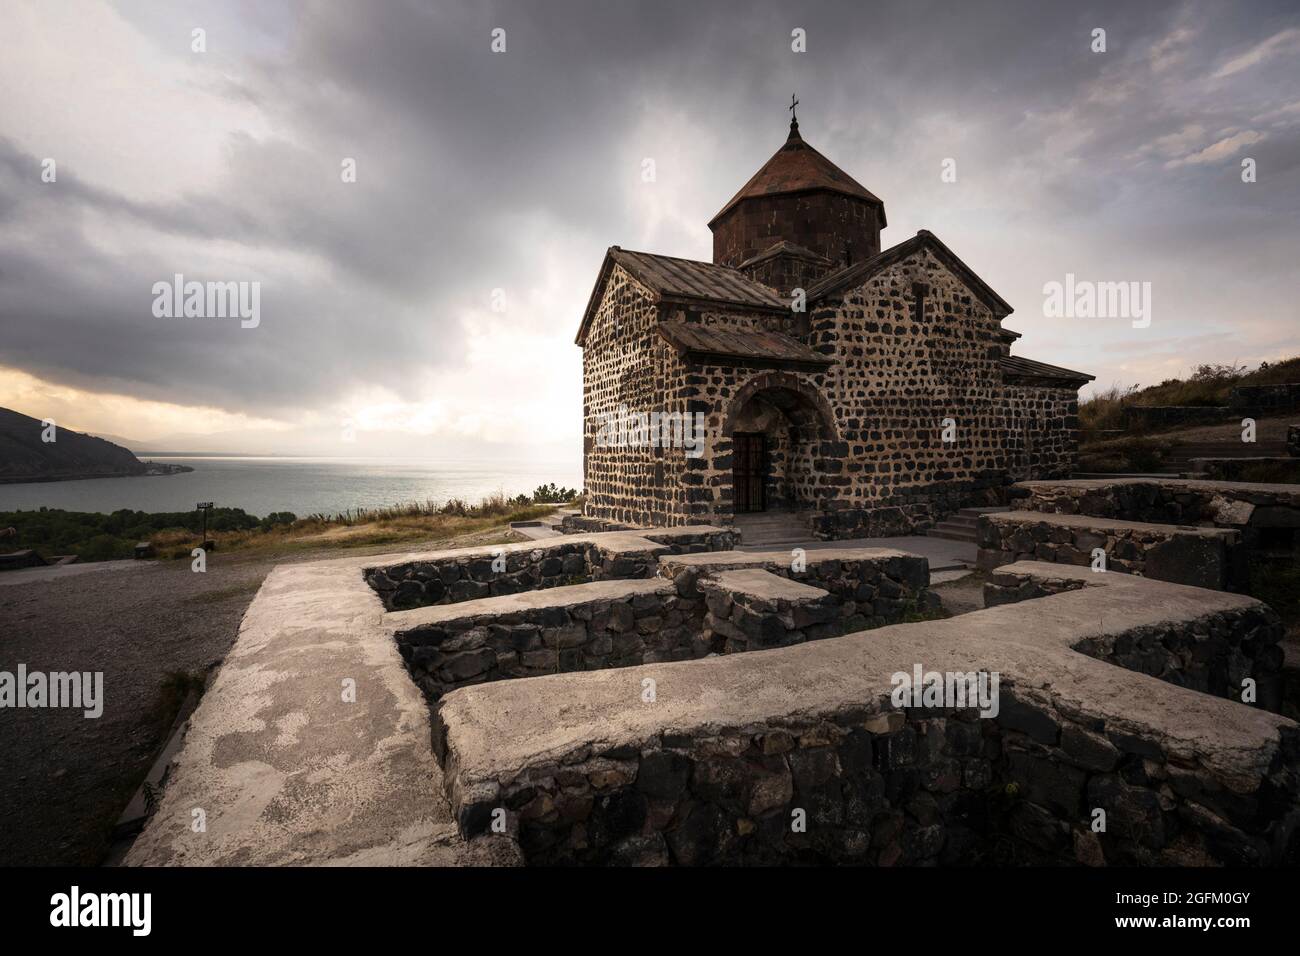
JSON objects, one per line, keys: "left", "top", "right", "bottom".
{"left": 720, "top": 371, "right": 841, "bottom": 533}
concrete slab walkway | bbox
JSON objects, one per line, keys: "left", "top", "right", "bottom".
{"left": 738, "top": 533, "right": 975, "bottom": 571}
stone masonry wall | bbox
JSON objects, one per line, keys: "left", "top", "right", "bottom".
{"left": 443, "top": 685, "right": 1298, "bottom": 866}
{"left": 435, "top": 562, "right": 1298, "bottom": 867}
{"left": 367, "top": 528, "right": 736, "bottom": 612}
{"left": 581, "top": 264, "right": 683, "bottom": 528}
{"left": 396, "top": 581, "right": 703, "bottom": 700}
{"left": 395, "top": 549, "right": 933, "bottom": 702}
{"left": 975, "top": 512, "right": 1243, "bottom": 591}
{"left": 712, "top": 191, "right": 882, "bottom": 271}
{"left": 1011, "top": 478, "right": 1300, "bottom": 555}
{"left": 985, "top": 567, "right": 1285, "bottom": 713}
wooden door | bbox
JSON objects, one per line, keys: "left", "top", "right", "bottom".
{"left": 733, "top": 432, "right": 767, "bottom": 513}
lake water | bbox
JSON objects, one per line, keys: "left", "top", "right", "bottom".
{"left": 0, "top": 456, "right": 584, "bottom": 518}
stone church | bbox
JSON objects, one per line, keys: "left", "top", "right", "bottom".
{"left": 575, "top": 110, "right": 1093, "bottom": 539}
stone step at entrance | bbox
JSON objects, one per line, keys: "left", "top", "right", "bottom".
{"left": 733, "top": 511, "right": 811, "bottom": 546}
{"left": 926, "top": 505, "right": 1010, "bottom": 544}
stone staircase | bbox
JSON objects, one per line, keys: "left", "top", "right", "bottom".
{"left": 926, "top": 506, "right": 1011, "bottom": 544}
{"left": 733, "top": 511, "right": 811, "bottom": 547}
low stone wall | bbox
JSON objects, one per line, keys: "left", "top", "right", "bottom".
{"left": 975, "top": 512, "right": 1242, "bottom": 590}
{"left": 1010, "top": 477, "right": 1300, "bottom": 556}
{"left": 1230, "top": 383, "right": 1300, "bottom": 413}
{"left": 805, "top": 481, "right": 1009, "bottom": 540}
{"left": 366, "top": 527, "right": 736, "bottom": 611}
{"left": 660, "top": 547, "right": 933, "bottom": 622}
{"left": 983, "top": 567, "right": 1089, "bottom": 607}
{"left": 559, "top": 514, "right": 637, "bottom": 534}
{"left": 394, "top": 547, "right": 934, "bottom": 701}
{"left": 984, "top": 567, "right": 1284, "bottom": 711}
{"left": 1289, "top": 425, "right": 1299, "bottom": 458}
{"left": 1122, "top": 405, "right": 1238, "bottom": 431}
{"left": 434, "top": 563, "right": 1299, "bottom": 866}
{"left": 1191, "top": 457, "right": 1300, "bottom": 484}
{"left": 394, "top": 580, "right": 704, "bottom": 699}
{"left": 699, "top": 570, "right": 844, "bottom": 654}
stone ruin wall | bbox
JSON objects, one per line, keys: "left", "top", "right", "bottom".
{"left": 445, "top": 686, "right": 1296, "bottom": 867}
{"left": 392, "top": 547, "right": 932, "bottom": 702}
{"left": 1010, "top": 478, "right": 1300, "bottom": 555}
{"left": 581, "top": 250, "right": 1082, "bottom": 537}
{"left": 366, "top": 528, "right": 737, "bottom": 612}
{"left": 975, "top": 513, "right": 1243, "bottom": 591}
{"left": 986, "top": 567, "right": 1285, "bottom": 712}
{"left": 437, "top": 574, "right": 1295, "bottom": 867}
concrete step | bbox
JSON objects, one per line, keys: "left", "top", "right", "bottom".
{"left": 957, "top": 506, "right": 1010, "bottom": 517}
{"left": 927, "top": 525, "right": 977, "bottom": 543}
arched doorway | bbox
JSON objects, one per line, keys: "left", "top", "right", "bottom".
{"left": 722, "top": 373, "right": 839, "bottom": 518}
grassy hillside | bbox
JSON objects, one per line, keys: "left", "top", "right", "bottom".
{"left": 1080, "top": 357, "right": 1300, "bottom": 432}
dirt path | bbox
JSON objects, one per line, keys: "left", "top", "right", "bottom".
{"left": 0, "top": 528, "right": 524, "bottom": 865}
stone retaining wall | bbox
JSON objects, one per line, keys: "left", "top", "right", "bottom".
{"left": 1121, "top": 405, "right": 1237, "bottom": 431}
{"left": 1191, "top": 457, "right": 1300, "bottom": 484}
{"left": 366, "top": 527, "right": 736, "bottom": 611}
{"left": 559, "top": 514, "right": 636, "bottom": 534}
{"left": 1230, "top": 383, "right": 1300, "bottom": 413}
{"left": 985, "top": 567, "right": 1284, "bottom": 712}
{"left": 699, "top": 570, "right": 845, "bottom": 654}
{"left": 434, "top": 563, "right": 1299, "bottom": 866}
{"left": 394, "top": 548, "right": 935, "bottom": 701}
{"left": 1010, "top": 477, "right": 1300, "bottom": 556}
{"left": 660, "top": 548, "right": 933, "bottom": 619}
{"left": 395, "top": 580, "right": 704, "bottom": 700}
{"left": 975, "top": 512, "right": 1242, "bottom": 590}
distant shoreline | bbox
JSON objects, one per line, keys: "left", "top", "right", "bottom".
{"left": 0, "top": 462, "right": 194, "bottom": 486}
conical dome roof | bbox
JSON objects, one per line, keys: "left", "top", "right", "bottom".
{"left": 708, "top": 120, "right": 885, "bottom": 227}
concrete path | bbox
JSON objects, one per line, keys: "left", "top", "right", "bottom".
{"left": 509, "top": 522, "right": 561, "bottom": 540}
{"left": 0, "top": 558, "right": 148, "bottom": 587}
{"left": 738, "top": 533, "right": 974, "bottom": 571}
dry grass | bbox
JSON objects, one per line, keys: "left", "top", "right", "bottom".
{"left": 1081, "top": 357, "right": 1300, "bottom": 424}
{"left": 149, "top": 496, "right": 561, "bottom": 560}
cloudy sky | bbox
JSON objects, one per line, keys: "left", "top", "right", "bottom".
{"left": 2, "top": 0, "right": 1297, "bottom": 457}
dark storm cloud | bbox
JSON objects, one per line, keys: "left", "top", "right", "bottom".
{"left": 2, "top": 0, "right": 1297, "bottom": 419}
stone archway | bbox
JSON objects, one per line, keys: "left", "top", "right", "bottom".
{"left": 721, "top": 372, "right": 839, "bottom": 516}
{"left": 721, "top": 372, "right": 839, "bottom": 441}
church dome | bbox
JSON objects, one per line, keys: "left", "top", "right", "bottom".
{"left": 709, "top": 113, "right": 886, "bottom": 274}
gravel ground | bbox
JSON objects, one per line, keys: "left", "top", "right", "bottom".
{"left": 0, "top": 529, "right": 523, "bottom": 866}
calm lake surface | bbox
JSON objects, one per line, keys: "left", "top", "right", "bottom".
{"left": 0, "top": 456, "right": 583, "bottom": 518}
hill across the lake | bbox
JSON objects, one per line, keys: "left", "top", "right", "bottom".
{"left": 0, "top": 407, "right": 191, "bottom": 484}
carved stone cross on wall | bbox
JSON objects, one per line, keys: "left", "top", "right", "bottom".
{"left": 912, "top": 281, "right": 930, "bottom": 323}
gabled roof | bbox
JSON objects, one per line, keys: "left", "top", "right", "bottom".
{"left": 657, "top": 322, "right": 833, "bottom": 371}
{"left": 1000, "top": 355, "right": 1095, "bottom": 386}
{"left": 576, "top": 247, "right": 788, "bottom": 344}
{"left": 738, "top": 240, "right": 831, "bottom": 270}
{"left": 709, "top": 122, "right": 886, "bottom": 227}
{"left": 807, "top": 229, "right": 1015, "bottom": 318}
